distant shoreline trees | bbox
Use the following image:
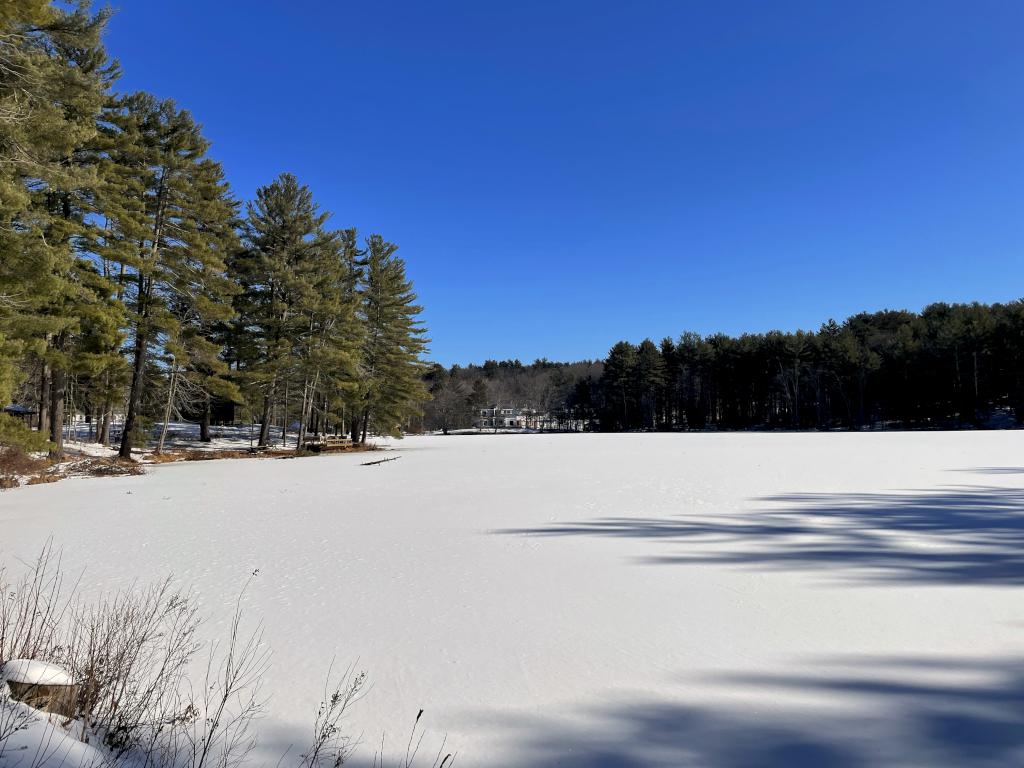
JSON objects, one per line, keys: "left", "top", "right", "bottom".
{"left": 607, "top": 302, "right": 1024, "bottom": 432}
{"left": 423, "top": 301, "right": 1024, "bottom": 433}
{"left": 0, "top": 2, "right": 428, "bottom": 457}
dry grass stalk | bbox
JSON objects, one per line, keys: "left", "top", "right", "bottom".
{"left": 0, "top": 548, "right": 453, "bottom": 768}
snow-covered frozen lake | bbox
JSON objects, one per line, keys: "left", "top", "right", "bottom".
{"left": 2, "top": 432, "right": 1023, "bottom": 766}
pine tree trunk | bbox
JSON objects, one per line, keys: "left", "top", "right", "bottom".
{"left": 155, "top": 364, "right": 177, "bottom": 455}
{"left": 120, "top": 273, "right": 152, "bottom": 459}
{"left": 793, "top": 361, "right": 800, "bottom": 428}
{"left": 119, "top": 325, "right": 148, "bottom": 459}
{"left": 199, "top": 395, "right": 212, "bottom": 442}
{"left": 99, "top": 261, "right": 124, "bottom": 447}
{"left": 38, "top": 363, "right": 51, "bottom": 434}
{"left": 973, "top": 349, "right": 980, "bottom": 418}
{"left": 121, "top": 176, "right": 167, "bottom": 459}
{"left": 296, "top": 377, "right": 309, "bottom": 448}
{"left": 48, "top": 365, "right": 66, "bottom": 460}
{"left": 299, "top": 371, "right": 321, "bottom": 447}
{"left": 258, "top": 392, "right": 273, "bottom": 447}
{"left": 98, "top": 369, "right": 111, "bottom": 446}
{"left": 281, "top": 381, "right": 289, "bottom": 447}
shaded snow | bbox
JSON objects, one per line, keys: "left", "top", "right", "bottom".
{"left": 0, "top": 697, "right": 104, "bottom": 768}
{"left": 1, "top": 432, "right": 1023, "bottom": 766}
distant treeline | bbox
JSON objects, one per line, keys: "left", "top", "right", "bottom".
{"left": 424, "top": 301, "right": 1024, "bottom": 432}
{"left": 422, "top": 359, "right": 603, "bottom": 433}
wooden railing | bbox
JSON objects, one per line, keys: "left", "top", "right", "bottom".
{"left": 301, "top": 435, "right": 352, "bottom": 452}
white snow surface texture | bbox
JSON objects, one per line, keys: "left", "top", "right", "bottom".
{"left": 0, "top": 660, "right": 73, "bottom": 687}
{"left": 1, "top": 432, "right": 1023, "bottom": 767}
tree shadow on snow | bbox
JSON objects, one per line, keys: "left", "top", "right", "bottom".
{"left": 250, "top": 713, "right": 457, "bottom": 768}
{"left": 954, "top": 466, "right": 1024, "bottom": 474}
{"left": 485, "top": 655, "right": 1024, "bottom": 767}
{"left": 497, "top": 484, "right": 1024, "bottom": 585}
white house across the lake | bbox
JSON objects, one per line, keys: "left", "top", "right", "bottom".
{"left": 476, "top": 406, "right": 523, "bottom": 429}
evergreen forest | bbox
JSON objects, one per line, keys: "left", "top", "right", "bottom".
{"left": 0, "top": 2, "right": 429, "bottom": 459}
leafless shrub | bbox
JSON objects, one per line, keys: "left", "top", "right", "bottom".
{"left": 0, "top": 551, "right": 267, "bottom": 768}
{"left": 0, "top": 544, "right": 75, "bottom": 664}
{"left": 0, "top": 545, "right": 80, "bottom": 767}
{"left": 0, "top": 550, "right": 454, "bottom": 768}
{"left": 298, "top": 663, "right": 367, "bottom": 768}
{"left": 371, "top": 711, "right": 455, "bottom": 768}
{"left": 179, "top": 584, "right": 269, "bottom": 768}
{"left": 59, "top": 578, "right": 201, "bottom": 760}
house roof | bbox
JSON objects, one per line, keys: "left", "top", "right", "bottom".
{"left": 3, "top": 404, "right": 38, "bottom": 415}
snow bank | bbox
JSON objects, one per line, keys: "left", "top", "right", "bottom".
{"left": 0, "top": 697, "right": 105, "bottom": 768}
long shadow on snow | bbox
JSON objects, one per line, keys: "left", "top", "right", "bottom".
{"left": 251, "top": 657, "right": 1024, "bottom": 768}
{"left": 953, "top": 466, "right": 1024, "bottom": 474}
{"left": 496, "top": 484, "right": 1024, "bottom": 585}
{"left": 481, "top": 655, "right": 1024, "bottom": 768}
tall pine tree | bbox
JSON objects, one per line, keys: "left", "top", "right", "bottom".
{"left": 348, "top": 234, "right": 428, "bottom": 443}
{"left": 232, "top": 173, "right": 353, "bottom": 447}
{"left": 98, "top": 93, "right": 237, "bottom": 458}
{"left": 0, "top": 1, "right": 118, "bottom": 454}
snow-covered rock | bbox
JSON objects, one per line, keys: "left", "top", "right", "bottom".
{"left": 1, "top": 659, "right": 74, "bottom": 687}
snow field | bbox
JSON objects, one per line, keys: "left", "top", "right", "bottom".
{"left": 1, "top": 431, "right": 1022, "bottom": 766}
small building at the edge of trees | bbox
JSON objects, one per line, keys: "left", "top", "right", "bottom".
{"left": 476, "top": 405, "right": 548, "bottom": 429}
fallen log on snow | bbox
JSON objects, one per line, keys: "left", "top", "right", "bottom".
{"left": 360, "top": 456, "right": 401, "bottom": 466}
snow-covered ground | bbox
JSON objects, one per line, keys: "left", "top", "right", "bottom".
{"left": 58, "top": 421, "right": 299, "bottom": 460}
{"left": 1, "top": 432, "right": 1023, "bottom": 767}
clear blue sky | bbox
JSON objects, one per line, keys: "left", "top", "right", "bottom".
{"left": 102, "top": 1, "right": 1024, "bottom": 366}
